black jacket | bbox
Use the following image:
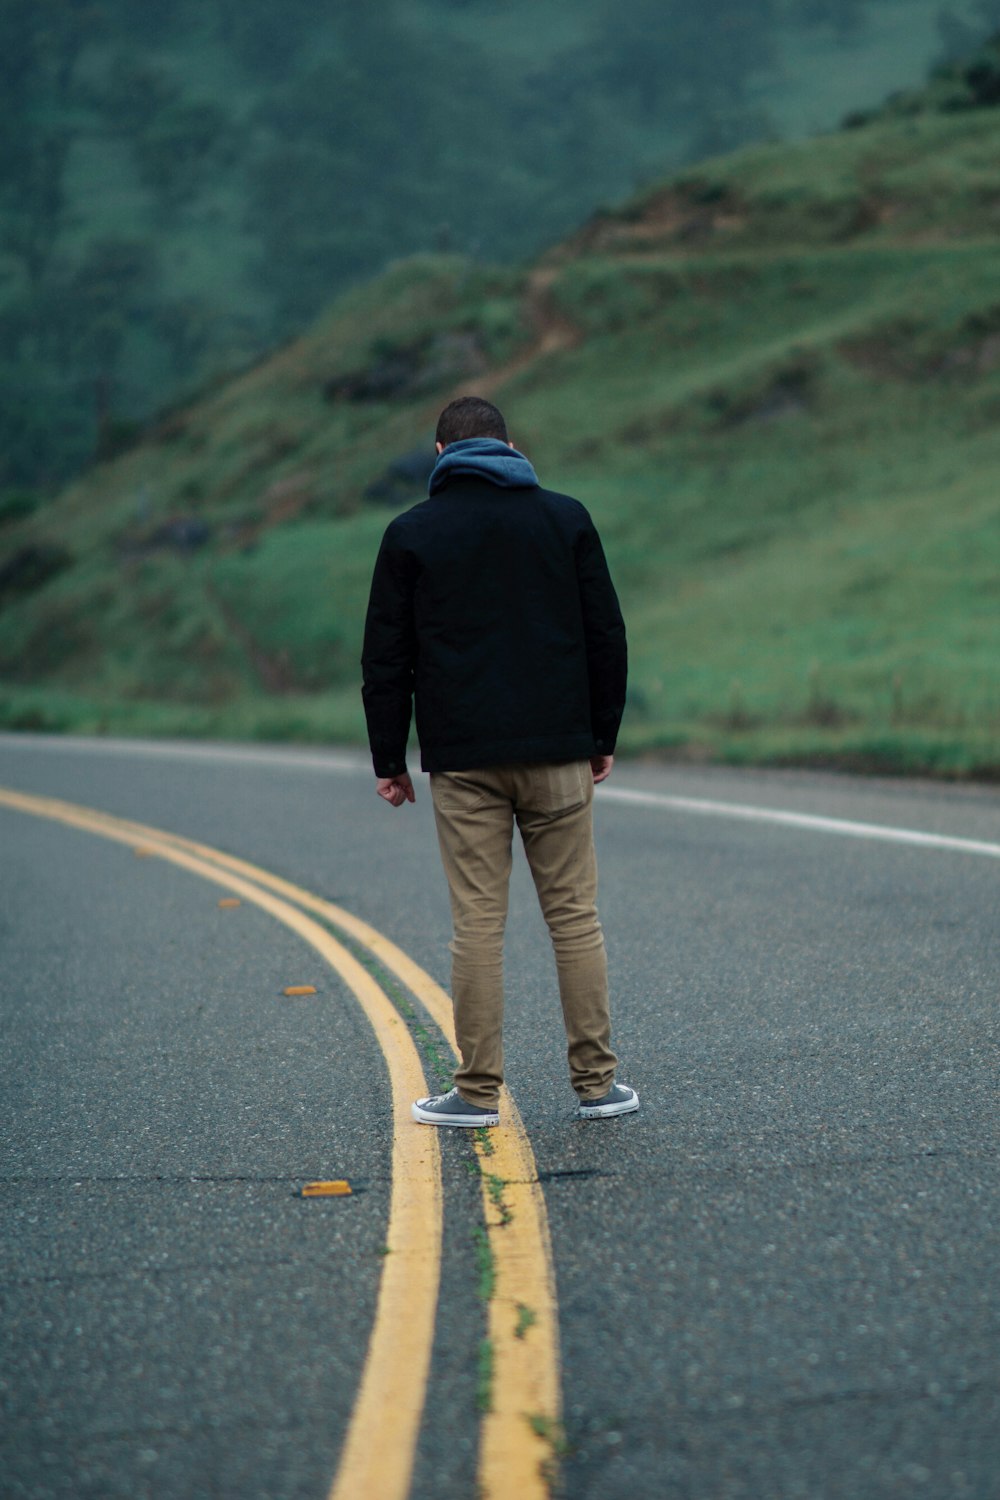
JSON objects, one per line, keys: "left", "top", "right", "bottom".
{"left": 361, "top": 474, "right": 627, "bottom": 776}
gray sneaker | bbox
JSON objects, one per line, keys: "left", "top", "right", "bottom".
{"left": 412, "top": 1087, "right": 500, "bottom": 1127}
{"left": 577, "top": 1083, "right": 639, "bottom": 1119}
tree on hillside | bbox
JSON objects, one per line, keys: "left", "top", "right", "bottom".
{"left": 34, "top": 0, "right": 107, "bottom": 96}
{"left": 0, "top": 1, "right": 43, "bottom": 278}
{"left": 91, "top": 0, "right": 186, "bottom": 47}
{"left": 214, "top": 0, "right": 320, "bottom": 78}
{"left": 974, "top": 0, "right": 1000, "bottom": 20}
{"left": 246, "top": 13, "right": 527, "bottom": 319}
{"left": 0, "top": 0, "right": 39, "bottom": 113}
{"left": 937, "top": 2, "right": 1000, "bottom": 59}
{"left": 131, "top": 100, "right": 234, "bottom": 211}
{"left": 795, "top": 0, "right": 868, "bottom": 41}
{"left": 0, "top": 133, "right": 71, "bottom": 292}
{"left": 94, "top": 51, "right": 181, "bottom": 136}
{"left": 0, "top": 0, "right": 989, "bottom": 497}
{"left": 590, "top": 0, "right": 779, "bottom": 122}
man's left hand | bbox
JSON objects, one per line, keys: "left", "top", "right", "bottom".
{"left": 376, "top": 773, "right": 416, "bottom": 807}
{"left": 590, "top": 754, "right": 614, "bottom": 784}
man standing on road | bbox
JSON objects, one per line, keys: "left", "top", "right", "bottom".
{"left": 361, "top": 396, "right": 637, "bottom": 1126}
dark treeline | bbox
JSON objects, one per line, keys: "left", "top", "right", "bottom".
{"left": 1, "top": 0, "right": 997, "bottom": 499}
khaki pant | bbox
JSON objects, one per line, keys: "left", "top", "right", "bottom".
{"left": 429, "top": 761, "right": 618, "bottom": 1108}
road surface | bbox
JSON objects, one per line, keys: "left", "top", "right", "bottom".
{"left": 1, "top": 732, "right": 997, "bottom": 1499}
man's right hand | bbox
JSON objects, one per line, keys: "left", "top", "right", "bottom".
{"left": 376, "top": 773, "right": 416, "bottom": 807}
{"left": 590, "top": 754, "right": 614, "bottom": 784}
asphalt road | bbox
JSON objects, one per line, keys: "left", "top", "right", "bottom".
{"left": 1, "top": 733, "right": 998, "bottom": 1500}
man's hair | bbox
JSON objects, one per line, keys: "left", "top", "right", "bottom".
{"left": 435, "top": 396, "right": 508, "bottom": 447}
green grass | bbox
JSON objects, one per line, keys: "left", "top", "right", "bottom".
{"left": 473, "top": 1227, "right": 496, "bottom": 1305}
{"left": 476, "top": 1338, "right": 494, "bottom": 1415}
{"left": 3, "top": 81, "right": 1000, "bottom": 778}
{"left": 515, "top": 1304, "right": 538, "bottom": 1341}
{"left": 7, "top": 0, "right": 994, "bottom": 494}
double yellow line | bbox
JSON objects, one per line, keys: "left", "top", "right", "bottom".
{"left": 0, "top": 786, "right": 561, "bottom": 1499}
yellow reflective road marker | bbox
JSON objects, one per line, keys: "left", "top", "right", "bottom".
{"left": 218, "top": 896, "right": 241, "bottom": 908}
{"left": 0, "top": 785, "right": 562, "bottom": 1498}
{"left": 0, "top": 786, "right": 442, "bottom": 1500}
{"left": 283, "top": 984, "right": 317, "bottom": 996}
{"left": 301, "top": 1180, "right": 352, "bottom": 1198}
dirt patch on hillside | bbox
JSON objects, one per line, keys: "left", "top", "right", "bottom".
{"left": 560, "top": 183, "right": 747, "bottom": 257}
{"left": 436, "top": 267, "right": 583, "bottom": 406}
{"left": 839, "top": 307, "right": 1000, "bottom": 380}
{"left": 325, "top": 330, "right": 488, "bottom": 404}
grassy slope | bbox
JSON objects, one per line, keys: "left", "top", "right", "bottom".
{"left": 6, "top": 0, "right": 987, "bottom": 490}
{"left": 2, "top": 87, "right": 1000, "bottom": 776}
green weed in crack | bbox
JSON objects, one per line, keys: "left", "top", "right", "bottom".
{"left": 314, "top": 917, "right": 454, "bottom": 1090}
{"left": 472, "top": 1225, "right": 496, "bottom": 1303}
{"left": 527, "top": 1412, "right": 571, "bottom": 1485}
{"left": 476, "top": 1338, "right": 494, "bottom": 1414}
{"left": 486, "top": 1171, "right": 513, "bottom": 1225}
{"left": 515, "top": 1303, "right": 537, "bottom": 1340}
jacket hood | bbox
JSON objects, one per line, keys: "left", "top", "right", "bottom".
{"left": 428, "top": 437, "right": 539, "bottom": 494}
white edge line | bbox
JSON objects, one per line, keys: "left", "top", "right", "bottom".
{"left": 0, "top": 732, "right": 368, "bottom": 775}
{"left": 2, "top": 732, "right": 997, "bottom": 861}
{"left": 600, "top": 786, "right": 1000, "bottom": 862}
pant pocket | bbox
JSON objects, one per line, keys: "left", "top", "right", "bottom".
{"left": 430, "top": 770, "right": 494, "bottom": 813}
{"left": 525, "top": 761, "right": 589, "bottom": 815}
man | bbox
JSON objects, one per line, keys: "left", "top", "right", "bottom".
{"left": 361, "top": 395, "right": 637, "bottom": 1126}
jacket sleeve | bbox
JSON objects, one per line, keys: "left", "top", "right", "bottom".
{"left": 361, "top": 524, "right": 417, "bottom": 777}
{"left": 575, "top": 516, "right": 628, "bottom": 753}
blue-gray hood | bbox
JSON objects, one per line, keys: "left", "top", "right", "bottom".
{"left": 428, "top": 437, "right": 539, "bottom": 495}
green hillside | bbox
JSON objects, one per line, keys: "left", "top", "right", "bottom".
{"left": 3, "top": 0, "right": 995, "bottom": 493}
{"left": 3, "top": 42, "right": 1000, "bottom": 777}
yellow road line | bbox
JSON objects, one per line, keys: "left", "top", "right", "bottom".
{"left": 0, "top": 786, "right": 562, "bottom": 1497}
{"left": 0, "top": 787, "right": 441, "bottom": 1500}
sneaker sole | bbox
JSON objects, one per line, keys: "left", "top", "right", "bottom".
{"left": 411, "top": 1103, "right": 500, "bottom": 1127}
{"left": 577, "top": 1093, "right": 639, "bottom": 1119}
